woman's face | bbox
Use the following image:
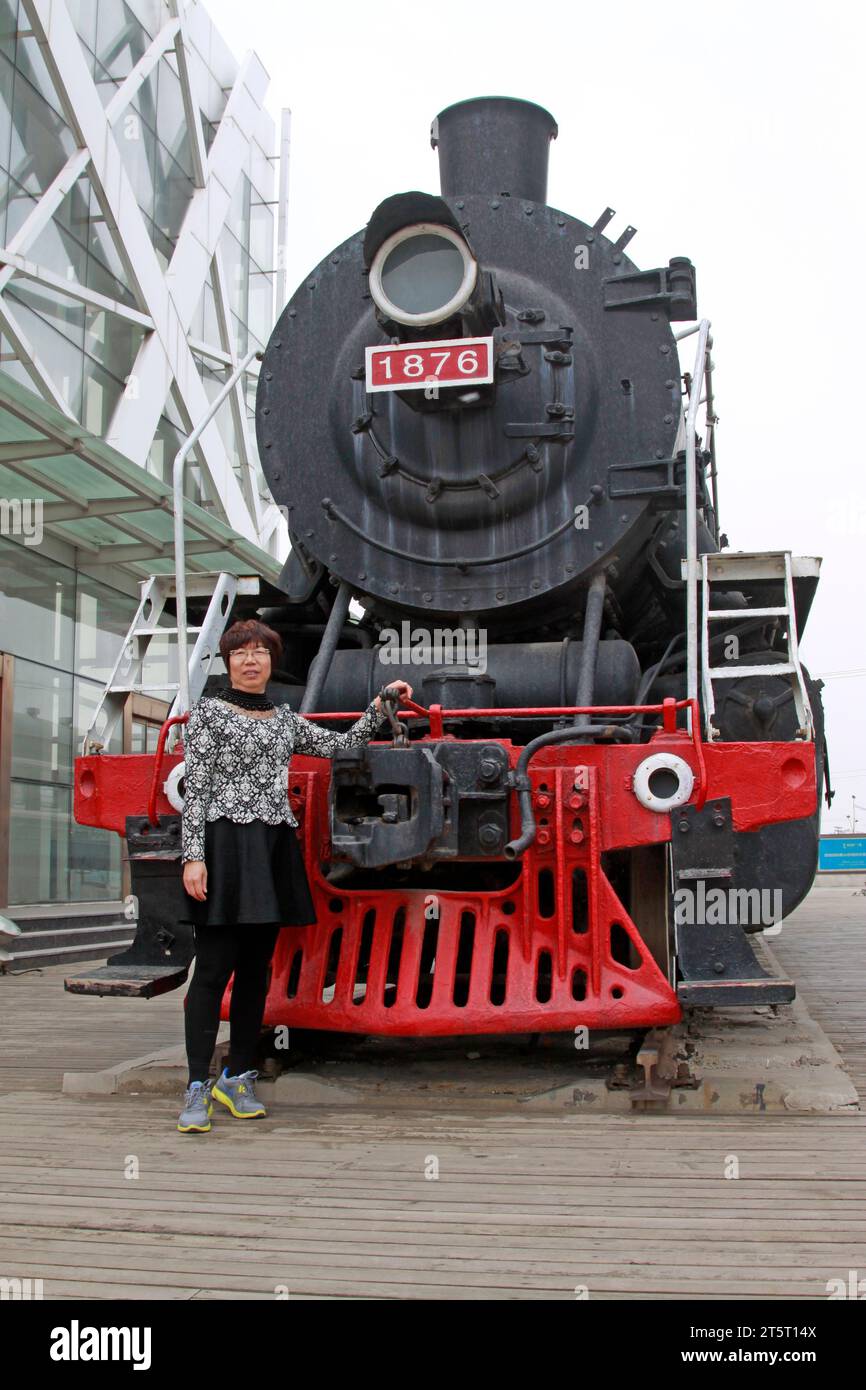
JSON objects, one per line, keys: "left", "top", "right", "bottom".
{"left": 229, "top": 640, "right": 272, "bottom": 693}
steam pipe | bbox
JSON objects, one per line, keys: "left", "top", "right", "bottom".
{"left": 299, "top": 581, "right": 352, "bottom": 714}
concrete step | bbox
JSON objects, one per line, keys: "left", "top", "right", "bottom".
{"left": 1, "top": 904, "right": 136, "bottom": 971}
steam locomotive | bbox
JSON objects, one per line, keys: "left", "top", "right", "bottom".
{"left": 72, "top": 97, "right": 826, "bottom": 1039}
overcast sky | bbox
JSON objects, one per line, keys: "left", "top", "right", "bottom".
{"left": 206, "top": 0, "right": 865, "bottom": 830}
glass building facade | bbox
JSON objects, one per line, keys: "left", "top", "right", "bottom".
{"left": 0, "top": 0, "right": 284, "bottom": 908}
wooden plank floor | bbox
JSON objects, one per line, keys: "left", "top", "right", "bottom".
{"left": 770, "top": 886, "right": 866, "bottom": 1097}
{"left": 0, "top": 884, "right": 863, "bottom": 1300}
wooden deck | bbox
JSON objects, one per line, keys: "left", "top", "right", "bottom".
{"left": 0, "top": 885, "right": 863, "bottom": 1300}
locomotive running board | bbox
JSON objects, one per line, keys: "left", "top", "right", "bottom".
{"left": 64, "top": 963, "right": 189, "bottom": 999}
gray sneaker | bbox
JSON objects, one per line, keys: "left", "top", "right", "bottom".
{"left": 212, "top": 1068, "right": 266, "bottom": 1119}
{"left": 177, "top": 1079, "right": 213, "bottom": 1133}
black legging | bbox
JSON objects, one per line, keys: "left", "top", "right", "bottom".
{"left": 184, "top": 923, "right": 281, "bottom": 1084}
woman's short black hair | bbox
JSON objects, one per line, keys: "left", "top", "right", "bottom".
{"left": 218, "top": 618, "right": 283, "bottom": 670}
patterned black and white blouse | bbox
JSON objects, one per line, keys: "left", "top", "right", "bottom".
{"left": 181, "top": 694, "right": 386, "bottom": 863}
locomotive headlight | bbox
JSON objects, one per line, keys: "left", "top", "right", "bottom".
{"left": 369, "top": 223, "right": 477, "bottom": 328}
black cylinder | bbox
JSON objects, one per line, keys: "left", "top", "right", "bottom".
{"left": 313, "top": 640, "right": 639, "bottom": 712}
{"left": 431, "top": 96, "right": 558, "bottom": 204}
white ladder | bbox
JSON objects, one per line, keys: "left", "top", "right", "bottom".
{"left": 700, "top": 550, "right": 816, "bottom": 743}
{"left": 82, "top": 572, "right": 260, "bottom": 754}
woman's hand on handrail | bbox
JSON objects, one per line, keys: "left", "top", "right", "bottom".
{"left": 372, "top": 680, "right": 413, "bottom": 715}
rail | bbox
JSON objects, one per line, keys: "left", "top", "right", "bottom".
{"left": 147, "top": 714, "right": 188, "bottom": 826}
{"left": 674, "top": 319, "right": 712, "bottom": 734}
{"left": 303, "top": 696, "right": 708, "bottom": 808}
{"left": 171, "top": 346, "right": 262, "bottom": 722}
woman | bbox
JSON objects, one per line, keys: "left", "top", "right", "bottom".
{"left": 177, "top": 617, "right": 412, "bottom": 1133}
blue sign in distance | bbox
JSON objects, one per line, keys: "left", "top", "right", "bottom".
{"left": 819, "top": 837, "right": 866, "bottom": 871}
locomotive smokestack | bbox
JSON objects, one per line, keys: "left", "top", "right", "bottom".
{"left": 431, "top": 96, "right": 558, "bottom": 205}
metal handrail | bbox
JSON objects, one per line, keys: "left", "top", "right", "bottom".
{"left": 172, "top": 346, "right": 263, "bottom": 721}
{"left": 147, "top": 713, "right": 188, "bottom": 826}
{"left": 683, "top": 319, "right": 712, "bottom": 733}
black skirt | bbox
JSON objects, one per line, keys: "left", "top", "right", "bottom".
{"left": 181, "top": 817, "right": 318, "bottom": 928}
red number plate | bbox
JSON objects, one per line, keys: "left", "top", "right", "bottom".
{"left": 365, "top": 337, "right": 494, "bottom": 392}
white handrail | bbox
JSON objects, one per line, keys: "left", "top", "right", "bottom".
{"left": 685, "top": 319, "right": 711, "bottom": 732}
{"left": 674, "top": 322, "right": 703, "bottom": 341}
{"left": 172, "top": 347, "right": 262, "bottom": 716}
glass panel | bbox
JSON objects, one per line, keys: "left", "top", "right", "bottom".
{"left": 2, "top": 176, "right": 36, "bottom": 245}
{"left": 248, "top": 138, "right": 273, "bottom": 204}
{"left": 11, "top": 658, "right": 74, "bottom": 783}
{"left": 5, "top": 282, "right": 85, "bottom": 418}
{"left": 95, "top": 71, "right": 122, "bottom": 110}
{"left": 162, "top": 386, "right": 186, "bottom": 431}
{"left": 6, "top": 276, "right": 85, "bottom": 350}
{"left": 0, "top": 327, "right": 30, "bottom": 392}
{"left": 8, "top": 780, "right": 71, "bottom": 904}
{"left": 84, "top": 246, "right": 135, "bottom": 307}
{"left": 123, "top": 0, "right": 164, "bottom": 42}
{"left": 155, "top": 61, "right": 193, "bottom": 178}
{"left": 231, "top": 311, "right": 249, "bottom": 358}
{"left": 134, "top": 632, "right": 178, "bottom": 697}
{"left": 249, "top": 195, "right": 274, "bottom": 273}
{"left": 85, "top": 182, "right": 136, "bottom": 305}
{"left": 142, "top": 213, "right": 173, "bottom": 270}
{"left": 74, "top": 675, "right": 123, "bottom": 754}
{"left": 152, "top": 145, "right": 193, "bottom": 244}
{"left": 190, "top": 275, "right": 220, "bottom": 347}
{"left": 74, "top": 578, "right": 137, "bottom": 684}
{"left": 118, "top": 104, "right": 157, "bottom": 219}
{"left": 8, "top": 64, "right": 78, "bottom": 195}
{"left": 28, "top": 176, "right": 136, "bottom": 309}
{"left": 131, "top": 718, "right": 162, "bottom": 754}
{"left": 198, "top": 359, "right": 237, "bottom": 457}
{"left": 0, "top": 55, "right": 13, "bottom": 206}
{"left": 228, "top": 174, "right": 251, "bottom": 252}
{"left": 220, "top": 226, "right": 249, "bottom": 323}
{"left": 84, "top": 307, "right": 144, "bottom": 377}
{"left": 0, "top": 0, "right": 19, "bottom": 63}
{"left": 66, "top": 0, "right": 98, "bottom": 60}
{"left": 248, "top": 267, "right": 273, "bottom": 346}
{"left": 199, "top": 70, "right": 225, "bottom": 128}
{"left": 69, "top": 814, "right": 122, "bottom": 902}
{"left": 146, "top": 412, "right": 183, "bottom": 487}
{"left": 0, "top": 535, "right": 76, "bottom": 668}
{"left": 95, "top": 0, "right": 152, "bottom": 81}
{"left": 381, "top": 234, "right": 466, "bottom": 316}
{"left": 185, "top": 458, "right": 209, "bottom": 509}
{"left": 202, "top": 113, "right": 218, "bottom": 155}
{"left": 14, "top": 34, "right": 65, "bottom": 118}
{"left": 81, "top": 353, "right": 127, "bottom": 437}
{"left": 25, "top": 206, "right": 89, "bottom": 287}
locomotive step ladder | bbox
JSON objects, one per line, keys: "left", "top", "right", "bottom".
{"left": 82, "top": 571, "right": 260, "bottom": 755}
{"left": 698, "top": 550, "right": 814, "bottom": 743}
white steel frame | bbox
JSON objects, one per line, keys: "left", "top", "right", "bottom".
{"left": 0, "top": 0, "right": 288, "bottom": 561}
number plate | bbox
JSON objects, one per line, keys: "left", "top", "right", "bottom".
{"left": 365, "top": 337, "right": 494, "bottom": 392}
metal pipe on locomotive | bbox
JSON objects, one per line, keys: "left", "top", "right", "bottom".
{"left": 71, "top": 97, "right": 826, "bottom": 1036}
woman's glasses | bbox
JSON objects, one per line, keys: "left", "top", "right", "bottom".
{"left": 229, "top": 647, "right": 270, "bottom": 661}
